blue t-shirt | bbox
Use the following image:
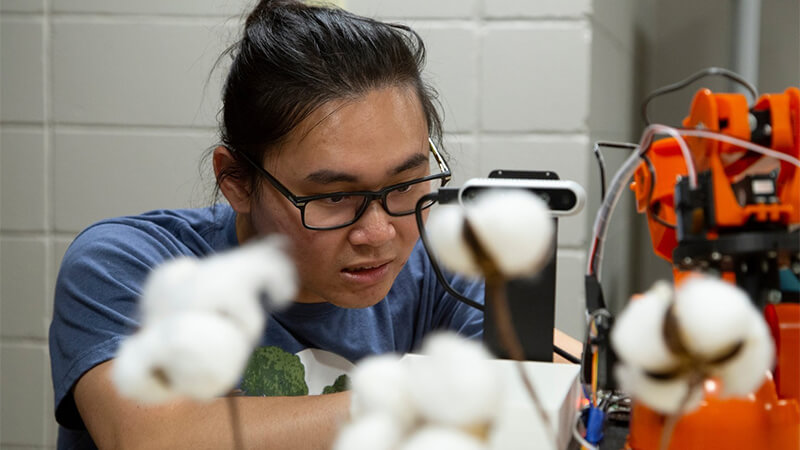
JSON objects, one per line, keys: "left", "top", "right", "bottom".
{"left": 49, "top": 205, "right": 484, "bottom": 449}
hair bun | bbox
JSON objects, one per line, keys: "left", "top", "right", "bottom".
{"left": 245, "top": 0, "right": 297, "bottom": 29}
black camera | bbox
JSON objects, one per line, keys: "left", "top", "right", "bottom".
{"left": 458, "top": 178, "right": 586, "bottom": 216}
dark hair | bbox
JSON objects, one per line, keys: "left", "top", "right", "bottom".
{"left": 213, "top": 0, "right": 443, "bottom": 198}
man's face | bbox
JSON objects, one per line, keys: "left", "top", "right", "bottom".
{"left": 247, "top": 85, "right": 431, "bottom": 308}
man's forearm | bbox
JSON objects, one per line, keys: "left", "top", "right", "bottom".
{"left": 75, "top": 361, "right": 350, "bottom": 450}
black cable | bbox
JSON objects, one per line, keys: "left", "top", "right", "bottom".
{"left": 592, "top": 142, "right": 639, "bottom": 203}
{"left": 415, "top": 193, "right": 485, "bottom": 312}
{"left": 555, "top": 345, "right": 581, "bottom": 364}
{"left": 593, "top": 143, "right": 607, "bottom": 202}
{"left": 641, "top": 154, "right": 677, "bottom": 229}
{"left": 641, "top": 67, "right": 758, "bottom": 125}
{"left": 414, "top": 193, "right": 582, "bottom": 364}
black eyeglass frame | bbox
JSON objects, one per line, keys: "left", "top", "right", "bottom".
{"left": 232, "top": 138, "right": 451, "bottom": 230}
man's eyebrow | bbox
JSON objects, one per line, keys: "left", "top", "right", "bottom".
{"left": 304, "top": 170, "right": 359, "bottom": 184}
{"left": 390, "top": 153, "right": 428, "bottom": 175}
{"left": 304, "top": 152, "right": 429, "bottom": 185}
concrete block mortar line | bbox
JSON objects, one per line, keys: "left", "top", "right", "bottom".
{"left": 0, "top": 230, "right": 52, "bottom": 239}
{"left": 51, "top": 123, "right": 219, "bottom": 137}
{"left": 474, "top": 0, "right": 485, "bottom": 162}
{"left": 481, "top": 18, "right": 590, "bottom": 30}
{"left": 483, "top": 16, "right": 589, "bottom": 23}
{"left": 47, "top": 12, "right": 245, "bottom": 26}
{"left": 479, "top": 131, "right": 591, "bottom": 140}
{"left": 0, "top": 336, "right": 49, "bottom": 346}
{"left": 471, "top": 0, "right": 481, "bottom": 159}
{"left": 0, "top": 230, "right": 76, "bottom": 239}
{"left": 590, "top": 15, "right": 634, "bottom": 57}
{"left": 373, "top": 18, "right": 479, "bottom": 28}
{"left": 0, "top": 121, "right": 47, "bottom": 129}
{"left": 0, "top": 11, "right": 45, "bottom": 22}
{"left": 43, "top": 2, "right": 55, "bottom": 444}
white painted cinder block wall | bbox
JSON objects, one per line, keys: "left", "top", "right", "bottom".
{"left": 0, "top": 0, "right": 635, "bottom": 447}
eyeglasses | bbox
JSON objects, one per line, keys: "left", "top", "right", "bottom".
{"left": 233, "top": 138, "right": 451, "bottom": 230}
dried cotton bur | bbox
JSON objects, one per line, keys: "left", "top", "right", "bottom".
{"left": 112, "top": 235, "right": 298, "bottom": 402}
{"left": 336, "top": 332, "right": 498, "bottom": 450}
{"left": 611, "top": 275, "right": 774, "bottom": 449}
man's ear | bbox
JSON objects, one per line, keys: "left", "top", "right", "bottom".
{"left": 213, "top": 146, "right": 252, "bottom": 214}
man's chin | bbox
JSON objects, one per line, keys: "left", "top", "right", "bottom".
{"left": 326, "top": 284, "right": 393, "bottom": 309}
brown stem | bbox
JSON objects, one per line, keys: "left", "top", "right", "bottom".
{"left": 226, "top": 395, "right": 245, "bottom": 450}
{"left": 489, "top": 279, "right": 557, "bottom": 449}
{"left": 461, "top": 219, "right": 558, "bottom": 448}
{"left": 659, "top": 374, "right": 703, "bottom": 450}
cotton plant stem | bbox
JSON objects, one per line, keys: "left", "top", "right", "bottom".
{"left": 461, "top": 219, "right": 558, "bottom": 448}
{"left": 226, "top": 395, "right": 245, "bottom": 450}
{"left": 488, "top": 279, "right": 557, "bottom": 449}
{"left": 658, "top": 375, "right": 702, "bottom": 450}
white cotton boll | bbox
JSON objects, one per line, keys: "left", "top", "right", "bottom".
{"left": 409, "top": 333, "right": 502, "bottom": 427}
{"left": 153, "top": 312, "right": 252, "bottom": 401}
{"left": 112, "top": 328, "right": 178, "bottom": 404}
{"left": 425, "top": 205, "right": 482, "bottom": 277}
{"left": 614, "top": 364, "right": 704, "bottom": 415}
{"left": 190, "top": 262, "right": 267, "bottom": 345}
{"left": 400, "top": 426, "right": 488, "bottom": 450}
{"left": 673, "top": 276, "right": 756, "bottom": 360}
{"left": 332, "top": 413, "right": 404, "bottom": 450}
{"left": 188, "top": 236, "right": 297, "bottom": 343}
{"left": 139, "top": 257, "right": 200, "bottom": 324}
{"left": 420, "top": 331, "right": 494, "bottom": 360}
{"left": 714, "top": 315, "right": 774, "bottom": 397}
{"left": 464, "top": 190, "right": 554, "bottom": 278}
{"left": 611, "top": 281, "right": 680, "bottom": 373}
{"left": 201, "top": 236, "right": 298, "bottom": 311}
{"left": 349, "top": 354, "right": 417, "bottom": 428}
{"left": 139, "top": 236, "right": 297, "bottom": 345}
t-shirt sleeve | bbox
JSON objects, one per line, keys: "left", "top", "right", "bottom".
{"left": 48, "top": 222, "right": 177, "bottom": 429}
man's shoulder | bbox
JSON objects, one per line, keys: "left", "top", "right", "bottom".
{"left": 68, "top": 205, "right": 235, "bottom": 257}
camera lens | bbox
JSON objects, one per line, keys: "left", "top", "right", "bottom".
{"left": 538, "top": 192, "right": 550, "bottom": 205}
{"left": 560, "top": 191, "right": 576, "bottom": 208}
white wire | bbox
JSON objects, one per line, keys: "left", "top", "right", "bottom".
{"left": 643, "top": 124, "right": 698, "bottom": 189}
{"left": 677, "top": 128, "right": 800, "bottom": 167}
{"left": 572, "top": 411, "right": 599, "bottom": 450}
{"left": 585, "top": 121, "right": 800, "bottom": 278}
{"left": 587, "top": 123, "right": 697, "bottom": 278}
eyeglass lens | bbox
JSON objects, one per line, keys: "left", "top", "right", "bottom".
{"left": 303, "top": 177, "right": 444, "bottom": 228}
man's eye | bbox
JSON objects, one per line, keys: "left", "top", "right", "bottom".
{"left": 325, "top": 195, "right": 348, "bottom": 204}
{"left": 394, "top": 185, "right": 413, "bottom": 194}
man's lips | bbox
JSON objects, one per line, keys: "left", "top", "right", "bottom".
{"left": 340, "top": 260, "right": 393, "bottom": 285}
{"left": 342, "top": 260, "right": 393, "bottom": 272}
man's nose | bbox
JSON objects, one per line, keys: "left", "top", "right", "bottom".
{"left": 348, "top": 200, "right": 397, "bottom": 246}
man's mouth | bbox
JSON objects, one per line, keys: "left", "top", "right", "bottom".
{"left": 342, "top": 262, "right": 390, "bottom": 273}
{"left": 340, "top": 260, "right": 392, "bottom": 285}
